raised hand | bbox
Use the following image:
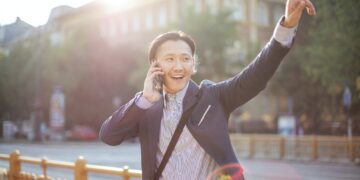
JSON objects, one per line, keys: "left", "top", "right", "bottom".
{"left": 283, "top": 0, "right": 316, "bottom": 28}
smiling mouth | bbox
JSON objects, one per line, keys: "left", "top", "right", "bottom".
{"left": 171, "top": 76, "right": 184, "bottom": 80}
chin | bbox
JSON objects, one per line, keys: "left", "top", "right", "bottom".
{"left": 165, "top": 83, "right": 186, "bottom": 93}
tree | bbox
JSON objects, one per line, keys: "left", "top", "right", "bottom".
{"left": 0, "top": 23, "right": 139, "bottom": 130}
{"left": 270, "top": 0, "right": 360, "bottom": 134}
{"left": 0, "top": 51, "right": 8, "bottom": 120}
{"left": 303, "top": 0, "right": 360, "bottom": 88}
{"left": 128, "top": 9, "right": 238, "bottom": 94}
{"left": 181, "top": 9, "right": 237, "bottom": 82}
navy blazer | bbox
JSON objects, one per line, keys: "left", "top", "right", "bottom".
{"left": 99, "top": 38, "right": 291, "bottom": 180}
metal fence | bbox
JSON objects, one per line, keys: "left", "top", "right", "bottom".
{"left": 230, "top": 134, "right": 360, "bottom": 162}
{"left": 0, "top": 150, "right": 141, "bottom": 180}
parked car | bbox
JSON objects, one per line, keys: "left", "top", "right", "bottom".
{"left": 66, "top": 125, "right": 98, "bottom": 141}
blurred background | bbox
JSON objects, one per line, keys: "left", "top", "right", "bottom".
{"left": 0, "top": 0, "right": 359, "bottom": 141}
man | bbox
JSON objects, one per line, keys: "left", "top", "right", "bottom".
{"left": 99, "top": 0, "right": 316, "bottom": 179}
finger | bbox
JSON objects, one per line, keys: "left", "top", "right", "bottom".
{"left": 294, "top": 0, "right": 306, "bottom": 15}
{"left": 151, "top": 61, "right": 160, "bottom": 67}
{"left": 147, "top": 66, "right": 162, "bottom": 75}
{"left": 149, "top": 71, "right": 164, "bottom": 79}
{"left": 150, "top": 67, "right": 162, "bottom": 74}
{"left": 287, "top": 0, "right": 305, "bottom": 21}
{"left": 150, "top": 69, "right": 164, "bottom": 75}
{"left": 287, "top": 0, "right": 301, "bottom": 15}
{"left": 153, "top": 71, "right": 164, "bottom": 76}
{"left": 304, "top": 0, "right": 316, "bottom": 15}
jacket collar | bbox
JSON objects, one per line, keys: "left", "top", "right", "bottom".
{"left": 148, "top": 79, "right": 200, "bottom": 133}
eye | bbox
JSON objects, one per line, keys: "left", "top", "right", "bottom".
{"left": 183, "top": 57, "right": 191, "bottom": 62}
{"left": 165, "top": 57, "right": 174, "bottom": 62}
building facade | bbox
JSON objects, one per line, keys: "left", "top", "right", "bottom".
{"left": 48, "top": 0, "right": 289, "bottom": 132}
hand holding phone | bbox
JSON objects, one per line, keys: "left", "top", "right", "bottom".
{"left": 153, "top": 61, "right": 164, "bottom": 93}
{"left": 142, "top": 61, "right": 164, "bottom": 103}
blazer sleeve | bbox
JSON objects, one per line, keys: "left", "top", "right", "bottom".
{"left": 99, "top": 93, "right": 147, "bottom": 145}
{"left": 214, "top": 38, "right": 292, "bottom": 113}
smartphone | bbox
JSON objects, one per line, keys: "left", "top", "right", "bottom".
{"left": 152, "top": 61, "right": 163, "bottom": 93}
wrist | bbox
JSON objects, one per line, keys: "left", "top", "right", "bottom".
{"left": 136, "top": 93, "right": 155, "bottom": 109}
{"left": 281, "top": 17, "right": 296, "bottom": 28}
{"left": 142, "top": 92, "right": 157, "bottom": 103}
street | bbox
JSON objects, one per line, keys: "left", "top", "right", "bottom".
{"left": 1, "top": 141, "right": 360, "bottom": 180}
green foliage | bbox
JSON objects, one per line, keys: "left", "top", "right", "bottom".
{"left": 0, "top": 51, "right": 8, "bottom": 119}
{"left": 0, "top": 25, "right": 138, "bottom": 128}
{"left": 0, "top": 38, "right": 39, "bottom": 120}
{"left": 270, "top": 0, "right": 360, "bottom": 134}
{"left": 303, "top": 0, "right": 360, "bottom": 88}
{"left": 181, "top": 9, "right": 237, "bottom": 81}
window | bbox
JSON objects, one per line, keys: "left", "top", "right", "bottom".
{"left": 158, "top": 5, "right": 167, "bottom": 28}
{"left": 257, "top": 1, "right": 269, "bottom": 26}
{"left": 145, "top": 11, "right": 153, "bottom": 30}
{"left": 0, "top": 28, "right": 4, "bottom": 41}
{"left": 207, "top": 0, "right": 217, "bottom": 15}
{"left": 121, "top": 18, "right": 128, "bottom": 34}
{"left": 224, "top": 0, "right": 246, "bottom": 22}
{"left": 132, "top": 14, "right": 140, "bottom": 32}
{"left": 169, "top": 0, "right": 177, "bottom": 22}
{"left": 194, "top": 0, "right": 202, "bottom": 14}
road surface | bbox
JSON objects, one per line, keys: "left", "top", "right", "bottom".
{"left": 1, "top": 141, "right": 359, "bottom": 180}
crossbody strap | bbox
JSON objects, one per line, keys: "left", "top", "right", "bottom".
{"left": 153, "top": 103, "right": 197, "bottom": 180}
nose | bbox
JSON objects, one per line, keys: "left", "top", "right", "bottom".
{"left": 173, "top": 59, "right": 183, "bottom": 71}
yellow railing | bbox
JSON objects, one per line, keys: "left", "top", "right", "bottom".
{"left": 230, "top": 134, "right": 360, "bottom": 162}
{"left": 0, "top": 150, "right": 142, "bottom": 180}
{"left": 1, "top": 135, "right": 359, "bottom": 179}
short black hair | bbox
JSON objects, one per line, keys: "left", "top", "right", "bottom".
{"left": 148, "top": 31, "right": 196, "bottom": 63}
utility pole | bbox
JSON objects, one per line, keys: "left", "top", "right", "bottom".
{"left": 32, "top": 30, "right": 45, "bottom": 142}
{"left": 343, "top": 86, "right": 352, "bottom": 138}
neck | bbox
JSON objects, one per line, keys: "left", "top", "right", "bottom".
{"left": 163, "top": 82, "right": 190, "bottom": 96}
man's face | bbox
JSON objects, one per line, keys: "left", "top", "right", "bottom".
{"left": 155, "top": 40, "right": 194, "bottom": 94}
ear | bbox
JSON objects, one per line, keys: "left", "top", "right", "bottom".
{"left": 191, "top": 56, "right": 197, "bottom": 74}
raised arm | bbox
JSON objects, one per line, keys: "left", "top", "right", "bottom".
{"left": 215, "top": 0, "right": 316, "bottom": 112}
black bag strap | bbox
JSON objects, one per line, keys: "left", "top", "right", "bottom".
{"left": 153, "top": 103, "right": 198, "bottom": 180}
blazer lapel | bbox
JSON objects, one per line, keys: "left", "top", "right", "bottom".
{"left": 182, "top": 80, "right": 200, "bottom": 113}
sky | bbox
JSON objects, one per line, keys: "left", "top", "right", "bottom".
{"left": 0, "top": 0, "right": 93, "bottom": 27}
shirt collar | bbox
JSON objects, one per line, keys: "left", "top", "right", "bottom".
{"left": 163, "top": 82, "right": 189, "bottom": 107}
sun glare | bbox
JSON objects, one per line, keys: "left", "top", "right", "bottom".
{"left": 100, "top": 0, "right": 132, "bottom": 12}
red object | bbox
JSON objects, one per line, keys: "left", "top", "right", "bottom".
{"left": 206, "top": 163, "right": 245, "bottom": 180}
{"left": 67, "top": 125, "right": 98, "bottom": 141}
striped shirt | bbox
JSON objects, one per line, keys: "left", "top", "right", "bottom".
{"left": 155, "top": 82, "right": 218, "bottom": 180}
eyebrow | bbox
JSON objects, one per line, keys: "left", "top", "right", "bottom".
{"left": 163, "top": 53, "right": 191, "bottom": 57}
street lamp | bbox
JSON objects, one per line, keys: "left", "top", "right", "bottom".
{"left": 343, "top": 86, "right": 351, "bottom": 137}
